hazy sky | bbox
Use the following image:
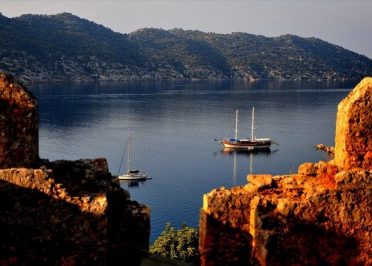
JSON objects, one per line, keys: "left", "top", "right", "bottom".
{"left": 1, "top": 0, "right": 372, "bottom": 58}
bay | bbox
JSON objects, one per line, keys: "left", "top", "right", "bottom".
{"left": 29, "top": 80, "right": 354, "bottom": 243}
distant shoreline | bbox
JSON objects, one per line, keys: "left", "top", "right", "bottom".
{"left": 20, "top": 76, "right": 363, "bottom": 86}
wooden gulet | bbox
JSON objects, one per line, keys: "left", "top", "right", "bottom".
{"left": 216, "top": 107, "right": 273, "bottom": 150}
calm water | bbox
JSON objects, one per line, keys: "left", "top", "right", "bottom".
{"left": 29, "top": 80, "right": 353, "bottom": 243}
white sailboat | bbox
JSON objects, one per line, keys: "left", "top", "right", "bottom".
{"left": 216, "top": 107, "right": 272, "bottom": 150}
{"left": 118, "top": 134, "right": 149, "bottom": 181}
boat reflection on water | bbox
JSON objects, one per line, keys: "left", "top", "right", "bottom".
{"left": 219, "top": 148, "right": 278, "bottom": 185}
{"left": 221, "top": 147, "right": 274, "bottom": 157}
{"left": 119, "top": 178, "right": 152, "bottom": 188}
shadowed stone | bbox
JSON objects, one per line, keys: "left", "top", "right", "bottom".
{"left": 0, "top": 72, "right": 151, "bottom": 264}
{"left": 0, "top": 72, "right": 39, "bottom": 167}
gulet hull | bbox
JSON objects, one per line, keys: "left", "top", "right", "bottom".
{"left": 219, "top": 138, "right": 272, "bottom": 150}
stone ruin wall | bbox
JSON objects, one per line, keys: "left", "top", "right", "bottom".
{"left": 199, "top": 77, "right": 372, "bottom": 265}
{"left": 334, "top": 77, "right": 372, "bottom": 170}
{"left": 0, "top": 72, "right": 39, "bottom": 168}
{"left": 0, "top": 72, "right": 150, "bottom": 265}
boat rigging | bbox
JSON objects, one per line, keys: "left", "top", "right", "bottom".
{"left": 118, "top": 133, "right": 150, "bottom": 181}
{"left": 216, "top": 107, "right": 274, "bottom": 150}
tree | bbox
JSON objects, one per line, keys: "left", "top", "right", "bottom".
{"left": 150, "top": 223, "right": 199, "bottom": 265}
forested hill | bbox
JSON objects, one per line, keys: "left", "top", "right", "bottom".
{"left": 1, "top": 13, "right": 371, "bottom": 83}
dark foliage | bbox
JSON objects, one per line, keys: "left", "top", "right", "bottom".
{"left": 150, "top": 223, "right": 199, "bottom": 265}
{"left": 1, "top": 13, "right": 371, "bottom": 82}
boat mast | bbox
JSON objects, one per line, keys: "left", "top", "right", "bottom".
{"left": 127, "top": 134, "right": 132, "bottom": 171}
{"left": 251, "top": 107, "right": 255, "bottom": 140}
{"left": 235, "top": 110, "right": 239, "bottom": 140}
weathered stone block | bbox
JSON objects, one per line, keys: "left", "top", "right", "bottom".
{"left": 298, "top": 162, "right": 317, "bottom": 176}
{"left": 334, "top": 77, "right": 372, "bottom": 170}
{"left": 248, "top": 174, "right": 273, "bottom": 188}
{"left": 0, "top": 159, "right": 151, "bottom": 265}
{"left": 0, "top": 72, "right": 39, "bottom": 167}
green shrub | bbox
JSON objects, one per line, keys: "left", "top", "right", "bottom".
{"left": 150, "top": 223, "right": 199, "bottom": 265}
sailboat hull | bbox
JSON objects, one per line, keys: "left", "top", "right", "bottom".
{"left": 221, "top": 138, "right": 272, "bottom": 150}
{"left": 118, "top": 171, "right": 148, "bottom": 180}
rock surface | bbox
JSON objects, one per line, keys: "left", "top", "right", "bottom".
{"left": 315, "top": 143, "right": 334, "bottom": 156}
{"left": 0, "top": 72, "right": 39, "bottom": 167}
{"left": 199, "top": 78, "right": 372, "bottom": 265}
{"left": 0, "top": 72, "right": 150, "bottom": 265}
{"left": 334, "top": 77, "right": 372, "bottom": 170}
{"left": 0, "top": 158, "right": 150, "bottom": 265}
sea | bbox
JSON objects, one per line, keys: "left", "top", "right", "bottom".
{"left": 28, "top": 80, "right": 355, "bottom": 243}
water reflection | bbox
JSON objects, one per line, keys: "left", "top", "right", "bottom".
{"left": 119, "top": 179, "right": 152, "bottom": 188}
{"left": 28, "top": 80, "right": 353, "bottom": 139}
{"left": 220, "top": 148, "right": 273, "bottom": 156}
{"left": 218, "top": 148, "right": 278, "bottom": 185}
{"left": 30, "top": 79, "right": 357, "bottom": 96}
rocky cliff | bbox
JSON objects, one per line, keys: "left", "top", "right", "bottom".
{"left": 199, "top": 78, "right": 372, "bottom": 265}
{"left": 0, "top": 72, "right": 150, "bottom": 265}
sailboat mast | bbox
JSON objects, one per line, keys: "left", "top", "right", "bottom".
{"left": 251, "top": 107, "right": 255, "bottom": 140}
{"left": 235, "top": 110, "right": 239, "bottom": 140}
{"left": 127, "top": 134, "right": 132, "bottom": 171}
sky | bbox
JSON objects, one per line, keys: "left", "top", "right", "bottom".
{"left": 1, "top": 0, "right": 372, "bottom": 58}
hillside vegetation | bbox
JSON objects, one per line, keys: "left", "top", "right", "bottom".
{"left": 1, "top": 13, "right": 371, "bottom": 83}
